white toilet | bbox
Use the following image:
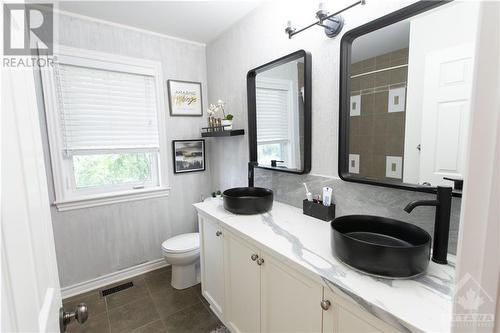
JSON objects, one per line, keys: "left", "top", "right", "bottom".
{"left": 161, "top": 233, "right": 200, "bottom": 290}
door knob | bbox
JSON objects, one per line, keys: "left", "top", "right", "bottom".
{"left": 251, "top": 254, "right": 259, "bottom": 261}
{"left": 60, "top": 303, "right": 88, "bottom": 332}
{"left": 320, "top": 299, "right": 331, "bottom": 310}
{"left": 216, "top": 231, "right": 222, "bottom": 236}
{"left": 256, "top": 258, "right": 265, "bottom": 265}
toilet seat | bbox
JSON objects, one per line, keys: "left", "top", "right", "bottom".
{"left": 162, "top": 233, "right": 199, "bottom": 254}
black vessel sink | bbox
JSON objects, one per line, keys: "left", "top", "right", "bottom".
{"left": 223, "top": 187, "right": 273, "bottom": 215}
{"left": 331, "top": 215, "right": 431, "bottom": 278}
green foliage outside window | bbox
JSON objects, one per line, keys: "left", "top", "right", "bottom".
{"left": 257, "top": 143, "right": 283, "bottom": 165}
{"left": 73, "top": 152, "right": 153, "bottom": 188}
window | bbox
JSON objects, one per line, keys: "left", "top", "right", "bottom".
{"left": 256, "top": 77, "right": 292, "bottom": 166}
{"left": 257, "top": 143, "right": 286, "bottom": 165}
{"left": 72, "top": 152, "right": 156, "bottom": 189}
{"left": 41, "top": 47, "right": 169, "bottom": 210}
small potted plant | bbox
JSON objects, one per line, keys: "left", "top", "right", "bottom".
{"left": 222, "top": 114, "right": 234, "bottom": 130}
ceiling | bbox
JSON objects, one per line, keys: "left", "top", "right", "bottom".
{"left": 57, "top": 1, "right": 263, "bottom": 44}
{"left": 351, "top": 19, "right": 410, "bottom": 63}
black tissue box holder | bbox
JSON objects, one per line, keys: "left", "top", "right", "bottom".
{"left": 303, "top": 199, "right": 336, "bottom": 222}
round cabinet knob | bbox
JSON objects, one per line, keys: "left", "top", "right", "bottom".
{"left": 251, "top": 254, "right": 259, "bottom": 261}
{"left": 320, "top": 300, "right": 331, "bottom": 310}
{"left": 256, "top": 258, "right": 265, "bottom": 265}
{"left": 215, "top": 231, "right": 222, "bottom": 236}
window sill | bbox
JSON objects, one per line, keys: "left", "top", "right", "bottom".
{"left": 53, "top": 187, "right": 171, "bottom": 211}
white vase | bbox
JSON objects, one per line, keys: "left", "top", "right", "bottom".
{"left": 221, "top": 119, "right": 233, "bottom": 130}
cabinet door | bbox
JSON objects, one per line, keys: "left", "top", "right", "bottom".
{"left": 322, "top": 288, "right": 400, "bottom": 333}
{"left": 225, "top": 233, "right": 261, "bottom": 333}
{"left": 260, "top": 253, "right": 323, "bottom": 333}
{"left": 199, "top": 215, "right": 225, "bottom": 318}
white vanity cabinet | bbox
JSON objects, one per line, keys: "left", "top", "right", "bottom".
{"left": 198, "top": 213, "right": 402, "bottom": 333}
{"left": 224, "top": 232, "right": 261, "bottom": 333}
{"left": 198, "top": 214, "right": 225, "bottom": 319}
{"left": 224, "top": 231, "right": 323, "bottom": 333}
{"left": 322, "top": 288, "right": 401, "bottom": 333}
{"left": 260, "top": 253, "right": 323, "bottom": 333}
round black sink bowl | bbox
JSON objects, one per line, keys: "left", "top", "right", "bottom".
{"left": 331, "top": 215, "right": 431, "bottom": 278}
{"left": 223, "top": 187, "right": 273, "bottom": 215}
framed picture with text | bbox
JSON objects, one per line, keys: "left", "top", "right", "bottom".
{"left": 172, "top": 139, "right": 206, "bottom": 174}
{"left": 167, "top": 80, "right": 203, "bottom": 116}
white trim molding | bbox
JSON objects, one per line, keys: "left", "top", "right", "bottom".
{"left": 41, "top": 45, "right": 171, "bottom": 211}
{"left": 54, "top": 187, "right": 171, "bottom": 211}
{"left": 454, "top": 3, "right": 500, "bottom": 332}
{"left": 61, "top": 259, "right": 168, "bottom": 299}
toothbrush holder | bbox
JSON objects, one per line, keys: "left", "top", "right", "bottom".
{"left": 303, "top": 199, "right": 336, "bottom": 222}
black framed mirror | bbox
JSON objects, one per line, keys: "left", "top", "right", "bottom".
{"left": 248, "top": 50, "right": 312, "bottom": 175}
{"left": 339, "top": 1, "right": 473, "bottom": 197}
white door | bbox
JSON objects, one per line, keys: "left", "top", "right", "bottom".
{"left": 1, "top": 69, "right": 62, "bottom": 331}
{"left": 260, "top": 253, "right": 322, "bottom": 333}
{"left": 199, "top": 216, "right": 225, "bottom": 319}
{"left": 419, "top": 44, "right": 474, "bottom": 186}
{"left": 225, "top": 233, "right": 260, "bottom": 333}
{"left": 403, "top": 1, "right": 479, "bottom": 184}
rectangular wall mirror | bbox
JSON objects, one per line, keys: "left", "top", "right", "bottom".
{"left": 248, "top": 50, "right": 311, "bottom": 174}
{"left": 339, "top": 1, "right": 477, "bottom": 196}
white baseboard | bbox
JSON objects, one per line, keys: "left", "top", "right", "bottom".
{"left": 61, "top": 258, "right": 168, "bottom": 299}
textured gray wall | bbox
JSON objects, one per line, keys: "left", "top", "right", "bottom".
{"left": 37, "top": 13, "right": 211, "bottom": 287}
{"left": 206, "top": 0, "right": 461, "bottom": 254}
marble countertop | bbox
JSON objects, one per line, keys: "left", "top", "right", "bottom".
{"left": 194, "top": 198, "right": 455, "bottom": 333}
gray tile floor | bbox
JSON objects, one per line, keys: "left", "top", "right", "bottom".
{"left": 64, "top": 266, "right": 223, "bottom": 333}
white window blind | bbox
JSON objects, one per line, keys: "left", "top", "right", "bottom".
{"left": 256, "top": 86, "right": 290, "bottom": 143}
{"left": 55, "top": 64, "right": 159, "bottom": 155}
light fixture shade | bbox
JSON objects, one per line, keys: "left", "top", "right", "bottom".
{"left": 316, "top": 3, "right": 329, "bottom": 20}
{"left": 285, "top": 0, "right": 365, "bottom": 39}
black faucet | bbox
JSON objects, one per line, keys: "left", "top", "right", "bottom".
{"left": 248, "top": 161, "right": 258, "bottom": 187}
{"left": 404, "top": 186, "right": 452, "bottom": 265}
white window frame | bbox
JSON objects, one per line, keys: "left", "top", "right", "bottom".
{"left": 256, "top": 76, "right": 298, "bottom": 168}
{"left": 41, "top": 46, "right": 170, "bottom": 211}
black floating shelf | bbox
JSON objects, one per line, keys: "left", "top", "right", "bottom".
{"left": 201, "top": 129, "right": 245, "bottom": 138}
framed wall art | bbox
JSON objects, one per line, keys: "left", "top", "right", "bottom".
{"left": 172, "top": 139, "right": 206, "bottom": 173}
{"left": 167, "top": 80, "right": 203, "bottom": 116}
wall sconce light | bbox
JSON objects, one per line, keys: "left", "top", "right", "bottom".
{"left": 316, "top": 2, "right": 344, "bottom": 38}
{"left": 285, "top": 0, "right": 366, "bottom": 39}
{"left": 285, "top": 20, "right": 296, "bottom": 36}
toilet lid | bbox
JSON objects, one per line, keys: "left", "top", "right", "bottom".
{"left": 162, "top": 233, "right": 199, "bottom": 253}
